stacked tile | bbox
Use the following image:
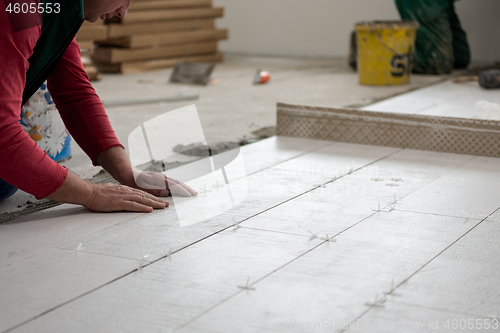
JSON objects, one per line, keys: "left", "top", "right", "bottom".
{"left": 76, "top": 21, "right": 107, "bottom": 81}
{"left": 91, "top": 0, "right": 227, "bottom": 74}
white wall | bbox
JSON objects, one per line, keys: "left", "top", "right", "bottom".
{"left": 214, "top": 0, "right": 500, "bottom": 63}
{"left": 455, "top": 0, "right": 500, "bottom": 63}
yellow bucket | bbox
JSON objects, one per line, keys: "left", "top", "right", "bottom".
{"left": 356, "top": 21, "right": 419, "bottom": 85}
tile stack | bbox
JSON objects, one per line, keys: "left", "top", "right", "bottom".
{"left": 76, "top": 20, "right": 107, "bottom": 81}
{"left": 91, "top": 0, "right": 227, "bottom": 74}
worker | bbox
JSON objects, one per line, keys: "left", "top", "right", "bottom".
{"left": 0, "top": 0, "right": 197, "bottom": 211}
{"left": 395, "top": 0, "right": 470, "bottom": 74}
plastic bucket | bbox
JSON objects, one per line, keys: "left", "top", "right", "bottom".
{"left": 356, "top": 21, "right": 419, "bottom": 85}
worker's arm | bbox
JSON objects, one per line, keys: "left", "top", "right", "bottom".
{"left": 47, "top": 40, "right": 196, "bottom": 199}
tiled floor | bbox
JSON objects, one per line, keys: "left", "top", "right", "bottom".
{"left": 362, "top": 80, "right": 500, "bottom": 120}
{"left": 1, "top": 134, "right": 499, "bottom": 333}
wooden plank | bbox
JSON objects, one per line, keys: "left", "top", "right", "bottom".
{"left": 92, "top": 41, "right": 217, "bottom": 64}
{"left": 97, "top": 29, "right": 227, "bottom": 49}
{"left": 85, "top": 66, "right": 102, "bottom": 81}
{"left": 76, "top": 24, "right": 107, "bottom": 40}
{"left": 82, "top": 19, "right": 104, "bottom": 26}
{"left": 129, "top": 0, "right": 212, "bottom": 11}
{"left": 119, "top": 52, "right": 224, "bottom": 74}
{"left": 131, "top": 0, "right": 192, "bottom": 2}
{"left": 76, "top": 40, "right": 94, "bottom": 51}
{"left": 109, "top": 7, "right": 223, "bottom": 24}
{"left": 107, "top": 18, "right": 215, "bottom": 38}
{"left": 95, "top": 52, "right": 224, "bottom": 74}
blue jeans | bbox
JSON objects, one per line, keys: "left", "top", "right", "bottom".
{"left": 0, "top": 178, "right": 18, "bottom": 202}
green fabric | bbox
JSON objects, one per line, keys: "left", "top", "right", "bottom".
{"left": 23, "top": 0, "right": 84, "bottom": 104}
{"left": 395, "top": 0, "right": 470, "bottom": 74}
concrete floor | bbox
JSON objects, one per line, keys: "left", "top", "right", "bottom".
{"left": 0, "top": 54, "right": 445, "bottom": 216}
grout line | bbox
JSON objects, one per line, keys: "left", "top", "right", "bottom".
{"left": 4, "top": 147, "right": 396, "bottom": 333}
{"left": 173, "top": 149, "right": 494, "bottom": 330}
{"left": 173, "top": 238, "right": 331, "bottom": 332}
{"left": 387, "top": 299, "right": 499, "bottom": 320}
{"left": 394, "top": 208, "right": 484, "bottom": 221}
{"left": 339, "top": 205, "right": 500, "bottom": 333}
{"left": 3, "top": 146, "right": 474, "bottom": 332}
{"left": 236, "top": 226, "right": 312, "bottom": 238}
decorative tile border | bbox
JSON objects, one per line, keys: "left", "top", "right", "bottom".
{"left": 277, "top": 102, "right": 500, "bottom": 157}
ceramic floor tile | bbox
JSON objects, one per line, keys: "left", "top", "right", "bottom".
{"left": 58, "top": 166, "right": 336, "bottom": 262}
{"left": 397, "top": 156, "right": 500, "bottom": 219}
{"left": 362, "top": 80, "right": 500, "bottom": 119}
{"left": 243, "top": 150, "right": 463, "bottom": 237}
{"left": 178, "top": 210, "right": 477, "bottom": 333}
{"left": 345, "top": 301, "right": 496, "bottom": 333}
{"left": 239, "top": 136, "right": 334, "bottom": 175}
{"left": 386, "top": 218, "right": 500, "bottom": 319}
{"left": 270, "top": 142, "right": 398, "bottom": 180}
{"left": 0, "top": 204, "right": 144, "bottom": 269}
{"left": 0, "top": 248, "right": 139, "bottom": 332}
{"left": 10, "top": 228, "right": 322, "bottom": 333}
{"left": 386, "top": 149, "right": 474, "bottom": 166}
{"left": 161, "top": 136, "right": 333, "bottom": 184}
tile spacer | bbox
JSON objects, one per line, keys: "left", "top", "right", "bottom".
{"left": 237, "top": 277, "right": 256, "bottom": 291}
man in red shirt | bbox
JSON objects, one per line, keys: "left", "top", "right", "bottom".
{"left": 0, "top": 0, "right": 197, "bottom": 212}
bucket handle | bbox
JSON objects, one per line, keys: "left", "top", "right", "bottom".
{"left": 368, "top": 29, "right": 404, "bottom": 56}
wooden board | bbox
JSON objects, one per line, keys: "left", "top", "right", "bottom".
{"left": 97, "top": 29, "right": 227, "bottom": 49}
{"left": 92, "top": 41, "right": 217, "bottom": 63}
{"left": 95, "top": 52, "right": 223, "bottom": 74}
{"left": 129, "top": 0, "right": 212, "bottom": 11}
{"left": 107, "top": 18, "right": 215, "bottom": 38}
{"left": 108, "top": 7, "right": 223, "bottom": 24}
{"left": 82, "top": 19, "right": 104, "bottom": 26}
{"left": 84, "top": 66, "right": 102, "bottom": 81}
{"left": 76, "top": 24, "right": 107, "bottom": 40}
{"left": 76, "top": 40, "right": 94, "bottom": 51}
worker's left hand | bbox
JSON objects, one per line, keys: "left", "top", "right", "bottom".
{"left": 131, "top": 168, "right": 198, "bottom": 197}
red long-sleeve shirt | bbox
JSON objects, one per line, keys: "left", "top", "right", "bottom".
{"left": 0, "top": 7, "right": 122, "bottom": 199}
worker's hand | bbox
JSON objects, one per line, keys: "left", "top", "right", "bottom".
{"left": 131, "top": 168, "right": 198, "bottom": 197}
{"left": 85, "top": 183, "right": 168, "bottom": 213}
